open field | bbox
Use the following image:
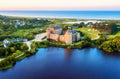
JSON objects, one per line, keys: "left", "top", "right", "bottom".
{"left": 108, "top": 31, "right": 120, "bottom": 38}
{"left": 11, "top": 28, "right": 40, "bottom": 37}
{"left": 76, "top": 28, "right": 100, "bottom": 40}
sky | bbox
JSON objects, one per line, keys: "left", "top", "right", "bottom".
{"left": 0, "top": 0, "right": 120, "bottom": 10}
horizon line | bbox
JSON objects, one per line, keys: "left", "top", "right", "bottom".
{"left": 1, "top": 14, "right": 120, "bottom": 20}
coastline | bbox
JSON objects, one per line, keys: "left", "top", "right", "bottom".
{"left": 1, "top": 11, "right": 120, "bottom": 20}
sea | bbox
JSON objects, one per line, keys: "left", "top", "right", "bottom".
{"left": 0, "top": 11, "right": 120, "bottom": 19}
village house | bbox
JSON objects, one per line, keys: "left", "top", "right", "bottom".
{"left": 3, "top": 39, "right": 9, "bottom": 47}
{"left": 14, "top": 20, "right": 26, "bottom": 28}
{"left": 46, "top": 25, "right": 80, "bottom": 44}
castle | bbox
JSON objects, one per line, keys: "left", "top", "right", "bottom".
{"left": 46, "top": 25, "right": 80, "bottom": 44}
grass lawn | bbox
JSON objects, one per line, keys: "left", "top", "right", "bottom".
{"left": 76, "top": 28, "right": 100, "bottom": 40}
{"left": 11, "top": 30, "right": 30, "bottom": 36}
{"left": 108, "top": 31, "right": 120, "bottom": 38}
{"left": 0, "top": 64, "right": 13, "bottom": 70}
{"left": 11, "top": 28, "right": 40, "bottom": 37}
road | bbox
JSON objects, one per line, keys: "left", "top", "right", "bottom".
{"left": 34, "top": 33, "right": 46, "bottom": 41}
{"left": 24, "top": 33, "right": 46, "bottom": 50}
{"left": 0, "top": 33, "right": 46, "bottom": 62}
{"left": 0, "top": 58, "right": 4, "bottom": 62}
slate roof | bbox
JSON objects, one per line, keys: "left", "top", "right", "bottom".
{"left": 67, "top": 30, "right": 77, "bottom": 34}
{"left": 54, "top": 26, "right": 62, "bottom": 30}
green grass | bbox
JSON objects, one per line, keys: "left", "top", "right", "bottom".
{"left": 76, "top": 28, "right": 100, "bottom": 40}
{"left": 0, "top": 54, "right": 25, "bottom": 70}
{"left": 108, "top": 31, "right": 120, "bottom": 38}
{"left": 11, "top": 30, "right": 30, "bottom": 36}
{"left": 16, "top": 54, "right": 26, "bottom": 61}
{"left": 0, "top": 64, "right": 13, "bottom": 70}
{"left": 11, "top": 28, "right": 40, "bottom": 37}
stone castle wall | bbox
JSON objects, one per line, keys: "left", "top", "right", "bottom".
{"left": 46, "top": 26, "right": 80, "bottom": 44}
{"left": 59, "top": 35, "right": 65, "bottom": 43}
{"left": 46, "top": 32, "right": 80, "bottom": 44}
{"left": 46, "top": 32, "right": 73, "bottom": 44}
{"left": 49, "top": 34, "right": 59, "bottom": 41}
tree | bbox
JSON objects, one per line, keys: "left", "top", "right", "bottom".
{"left": 20, "top": 44, "right": 28, "bottom": 51}
{"left": 10, "top": 47, "right": 16, "bottom": 53}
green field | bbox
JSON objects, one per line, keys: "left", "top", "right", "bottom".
{"left": 11, "top": 28, "right": 40, "bottom": 36}
{"left": 76, "top": 28, "right": 100, "bottom": 40}
{"left": 108, "top": 31, "right": 120, "bottom": 38}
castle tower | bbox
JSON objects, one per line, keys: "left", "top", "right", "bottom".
{"left": 64, "top": 30, "right": 73, "bottom": 44}
{"left": 46, "top": 28, "right": 50, "bottom": 39}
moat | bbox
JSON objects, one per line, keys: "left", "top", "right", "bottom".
{"left": 0, "top": 47, "right": 120, "bottom": 79}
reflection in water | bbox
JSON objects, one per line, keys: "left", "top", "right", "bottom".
{"left": 64, "top": 48, "right": 73, "bottom": 58}
{"left": 1, "top": 47, "right": 120, "bottom": 79}
{"left": 47, "top": 47, "right": 61, "bottom": 53}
